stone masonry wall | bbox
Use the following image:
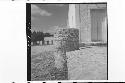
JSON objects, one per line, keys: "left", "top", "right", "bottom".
{"left": 54, "top": 28, "right": 79, "bottom": 52}
{"left": 53, "top": 28, "right": 79, "bottom": 75}
{"left": 79, "top": 4, "right": 107, "bottom": 43}
{"left": 79, "top": 4, "right": 91, "bottom": 42}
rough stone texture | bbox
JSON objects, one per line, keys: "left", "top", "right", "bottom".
{"left": 52, "top": 28, "right": 79, "bottom": 80}
{"left": 79, "top": 4, "right": 91, "bottom": 42}
{"left": 53, "top": 28, "right": 79, "bottom": 72}
{"left": 67, "top": 46, "right": 107, "bottom": 80}
{"left": 54, "top": 28, "right": 79, "bottom": 52}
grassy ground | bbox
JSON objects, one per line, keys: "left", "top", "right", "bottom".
{"left": 31, "top": 45, "right": 68, "bottom": 81}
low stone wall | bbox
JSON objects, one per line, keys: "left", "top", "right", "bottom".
{"left": 54, "top": 28, "right": 79, "bottom": 52}
{"left": 53, "top": 28, "right": 79, "bottom": 79}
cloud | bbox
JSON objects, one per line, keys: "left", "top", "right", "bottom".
{"left": 47, "top": 4, "right": 65, "bottom": 7}
{"left": 40, "top": 10, "right": 52, "bottom": 16}
{"left": 31, "top": 4, "right": 52, "bottom": 17}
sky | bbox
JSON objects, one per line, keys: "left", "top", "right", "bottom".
{"left": 31, "top": 4, "right": 69, "bottom": 33}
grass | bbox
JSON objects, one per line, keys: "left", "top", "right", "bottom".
{"left": 31, "top": 50, "right": 68, "bottom": 81}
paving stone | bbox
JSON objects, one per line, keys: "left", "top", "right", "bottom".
{"left": 67, "top": 46, "right": 107, "bottom": 80}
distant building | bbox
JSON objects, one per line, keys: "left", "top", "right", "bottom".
{"left": 44, "top": 37, "right": 54, "bottom": 45}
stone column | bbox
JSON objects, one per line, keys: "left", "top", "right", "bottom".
{"left": 102, "top": 16, "right": 107, "bottom": 43}
{"left": 53, "top": 28, "right": 79, "bottom": 78}
{"left": 68, "top": 4, "right": 76, "bottom": 28}
{"left": 80, "top": 4, "right": 91, "bottom": 42}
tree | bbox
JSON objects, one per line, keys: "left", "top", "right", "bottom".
{"left": 31, "top": 31, "right": 53, "bottom": 46}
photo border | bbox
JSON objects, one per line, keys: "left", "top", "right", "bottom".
{"left": 26, "top": 2, "right": 108, "bottom": 81}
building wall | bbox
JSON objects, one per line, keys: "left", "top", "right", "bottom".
{"left": 68, "top": 4, "right": 107, "bottom": 43}
{"left": 79, "top": 4, "right": 91, "bottom": 42}
{"left": 79, "top": 4, "right": 107, "bottom": 43}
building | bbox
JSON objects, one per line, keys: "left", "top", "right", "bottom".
{"left": 68, "top": 3, "right": 107, "bottom": 43}
{"left": 44, "top": 37, "right": 54, "bottom": 45}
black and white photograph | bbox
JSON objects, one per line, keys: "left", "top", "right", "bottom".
{"left": 2, "top": 0, "right": 125, "bottom": 82}
{"left": 27, "top": 3, "right": 108, "bottom": 81}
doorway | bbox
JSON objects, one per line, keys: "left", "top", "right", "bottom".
{"left": 90, "top": 9, "right": 107, "bottom": 42}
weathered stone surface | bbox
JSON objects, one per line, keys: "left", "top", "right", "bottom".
{"left": 67, "top": 46, "right": 107, "bottom": 80}
{"left": 54, "top": 28, "right": 79, "bottom": 52}
{"left": 53, "top": 28, "right": 79, "bottom": 79}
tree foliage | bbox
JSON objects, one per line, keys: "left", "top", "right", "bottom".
{"left": 31, "top": 31, "right": 53, "bottom": 45}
